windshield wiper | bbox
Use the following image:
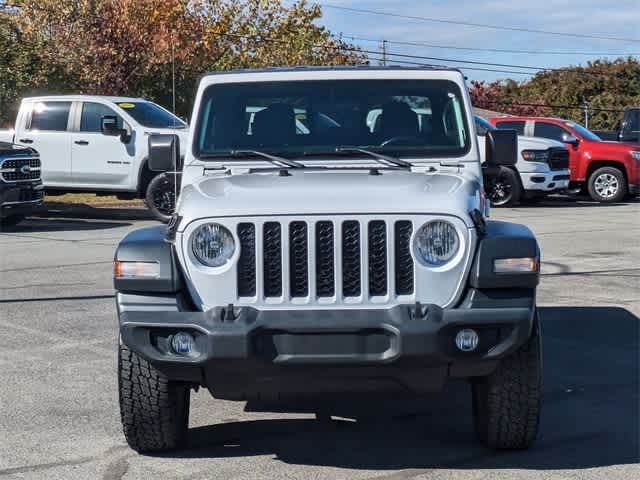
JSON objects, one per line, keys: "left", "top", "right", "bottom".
{"left": 201, "top": 150, "right": 305, "bottom": 168}
{"left": 333, "top": 147, "right": 413, "bottom": 169}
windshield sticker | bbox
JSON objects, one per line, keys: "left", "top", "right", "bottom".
{"left": 118, "top": 103, "right": 135, "bottom": 109}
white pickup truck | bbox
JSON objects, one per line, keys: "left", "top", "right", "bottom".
{"left": 0, "top": 95, "right": 189, "bottom": 220}
{"left": 475, "top": 115, "right": 570, "bottom": 206}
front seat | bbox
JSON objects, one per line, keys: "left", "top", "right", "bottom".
{"left": 375, "top": 101, "right": 419, "bottom": 140}
{"left": 251, "top": 104, "right": 296, "bottom": 146}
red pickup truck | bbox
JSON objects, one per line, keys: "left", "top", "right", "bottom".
{"left": 490, "top": 117, "right": 640, "bottom": 202}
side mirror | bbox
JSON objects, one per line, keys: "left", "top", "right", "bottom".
{"left": 148, "top": 134, "right": 180, "bottom": 172}
{"left": 485, "top": 129, "right": 517, "bottom": 167}
{"left": 101, "top": 115, "right": 128, "bottom": 143}
{"left": 561, "top": 133, "right": 579, "bottom": 147}
{"left": 101, "top": 115, "right": 121, "bottom": 136}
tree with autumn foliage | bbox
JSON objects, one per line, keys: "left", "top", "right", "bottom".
{"left": 470, "top": 58, "right": 640, "bottom": 129}
{"left": 0, "top": 0, "right": 365, "bottom": 124}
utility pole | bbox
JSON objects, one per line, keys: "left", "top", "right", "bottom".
{"left": 583, "top": 97, "right": 589, "bottom": 128}
{"left": 380, "top": 39, "right": 387, "bottom": 66}
{"left": 171, "top": 33, "right": 176, "bottom": 116}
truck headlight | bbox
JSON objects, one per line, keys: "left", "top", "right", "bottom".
{"left": 521, "top": 150, "right": 549, "bottom": 162}
{"left": 631, "top": 151, "right": 640, "bottom": 161}
{"left": 191, "top": 223, "right": 235, "bottom": 267}
{"left": 414, "top": 220, "right": 460, "bottom": 267}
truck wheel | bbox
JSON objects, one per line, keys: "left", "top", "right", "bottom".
{"left": 0, "top": 215, "right": 25, "bottom": 228}
{"left": 587, "top": 167, "right": 627, "bottom": 203}
{"left": 472, "top": 317, "right": 542, "bottom": 450}
{"left": 484, "top": 167, "right": 522, "bottom": 207}
{"left": 118, "top": 344, "right": 190, "bottom": 453}
{"left": 145, "top": 174, "right": 176, "bottom": 223}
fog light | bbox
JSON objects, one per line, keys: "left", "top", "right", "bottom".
{"left": 455, "top": 329, "right": 479, "bottom": 352}
{"left": 171, "top": 332, "right": 194, "bottom": 355}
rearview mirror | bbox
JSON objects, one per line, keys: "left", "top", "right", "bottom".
{"left": 148, "top": 134, "right": 180, "bottom": 172}
{"left": 561, "top": 133, "right": 579, "bottom": 147}
{"left": 485, "top": 129, "right": 517, "bottom": 167}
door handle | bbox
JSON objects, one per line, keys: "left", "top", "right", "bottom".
{"left": 74, "top": 140, "right": 89, "bottom": 145}
{"left": 19, "top": 138, "right": 33, "bottom": 144}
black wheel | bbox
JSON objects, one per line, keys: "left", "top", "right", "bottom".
{"left": 484, "top": 167, "right": 522, "bottom": 207}
{"left": 587, "top": 166, "right": 627, "bottom": 203}
{"left": 472, "top": 316, "right": 542, "bottom": 450}
{"left": 145, "top": 173, "right": 177, "bottom": 223}
{"left": 118, "top": 344, "right": 190, "bottom": 453}
{"left": 0, "top": 215, "right": 25, "bottom": 228}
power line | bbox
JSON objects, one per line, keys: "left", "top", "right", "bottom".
{"left": 321, "top": 3, "right": 640, "bottom": 43}
{"left": 338, "top": 34, "right": 640, "bottom": 57}
{"left": 368, "top": 56, "right": 535, "bottom": 76}
{"left": 358, "top": 48, "right": 618, "bottom": 77}
{"left": 477, "top": 100, "right": 626, "bottom": 113}
{"left": 213, "top": 32, "right": 629, "bottom": 78}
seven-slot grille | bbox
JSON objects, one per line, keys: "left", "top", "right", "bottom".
{"left": 236, "top": 219, "right": 414, "bottom": 300}
{"left": 548, "top": 148, "right": 569, "bottom": 171}
{"left": 0, "top": 157, "right": 41, "bottom": 182}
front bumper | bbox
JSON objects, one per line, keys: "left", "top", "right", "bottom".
{"left": 0, "top": 181, "right": 44, "bottom": 218}
{"left": 118, "top": 290, "right": 535, "bottom": 398}
{"left": 521, "top": 171, "right": 570, "bottom": 192}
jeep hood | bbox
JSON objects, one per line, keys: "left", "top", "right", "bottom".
{"left": 177, "top": 170, "right": 481, "bottom": 229}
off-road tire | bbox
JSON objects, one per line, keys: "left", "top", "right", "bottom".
{"left": 484, "top": 167, "right": 522, "bottom": 207}
{"left": 0, "top": 215, "right": 25, "bottom": 228}
{"left": 587, "top": 166, "right": 627, "bottom": 203}
{"left": 118, "top": 344, "right": 190, "bottom": 453}
{"left": 472, "top": 317, "right": 542, "bottom": 450}
{"left": 145, "top": 173, "right": 177, "bottom": 223}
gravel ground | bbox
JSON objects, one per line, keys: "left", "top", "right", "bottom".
{"left": 0, "top": 197, "right": 638, "bottom": 480}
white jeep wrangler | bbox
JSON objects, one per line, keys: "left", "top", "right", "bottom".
{"left": 114, "top": 67, "right": 542, "bottom": 453}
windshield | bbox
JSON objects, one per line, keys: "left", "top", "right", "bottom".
{"left": 116, "top": 102, "right": 187, "bottom": 129}
{"left": 564, "top": 121, "right": 601, "bottom": 141}
{"left": 194, "top": 80, "right": 470, "bottom": 159}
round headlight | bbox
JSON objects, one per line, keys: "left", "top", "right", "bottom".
{"left": 191, "top": 223, "right": 235, "bottom": 267}
{"left": 414, "top": 220, "right": 460, "bottom": 267}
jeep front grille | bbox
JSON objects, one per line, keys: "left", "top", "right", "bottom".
{"left": 236, "top": 219, "right": 415, "bottom": 301}
{"left": 0, "top": 157, "right": 41, "bottom": 183}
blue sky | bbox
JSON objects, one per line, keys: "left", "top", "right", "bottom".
{"left": 294, "top": 0, "right": 640, "bottom": 83}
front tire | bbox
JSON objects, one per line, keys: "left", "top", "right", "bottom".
{"left": 145, "top": 173, "right": 177, "bottom": 223}
{"left": 587, "top": 166, "right": 627, "bottom": 203}
{"left": 485, "top": 167, "right": 522, "bottom": 207}
{"left": 118, "top": 344, "right": 190, "bottom": 453}
{"left": 472, "top": 317, "right": 542, "bottom": 450}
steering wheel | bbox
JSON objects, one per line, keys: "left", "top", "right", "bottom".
{"left": 380, "top": 136, "right": 422, "bottom": 147}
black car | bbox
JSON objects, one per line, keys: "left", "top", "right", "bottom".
{"left": 0, "top": 141, "right": 44, "bottom": 227}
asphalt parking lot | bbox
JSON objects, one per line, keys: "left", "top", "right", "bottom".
{"left": 1, "top": 198, "right": 638, "bottom": 480}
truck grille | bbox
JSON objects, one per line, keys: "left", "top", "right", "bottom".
{"left": 0, "top": 157, "right": 41, "bottom": 182}
{"left": 548, "top": 148, "right": 569, "bottom": 171}
{"left": 236, "top": 219, "right": 415, "bottom": 300}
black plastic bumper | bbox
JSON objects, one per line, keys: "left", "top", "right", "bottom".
{"left": 118, "top": 290, "right": 535, "bottom": 398}
{"left": 0, "top": 182, "right": 44, "bottom": 218}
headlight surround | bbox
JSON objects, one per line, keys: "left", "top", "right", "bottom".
{"left": 521, "top": 149, "right": 550, "bottom": 162}
{"left": 414, "top": 220, "right": 460, "bottom": 267}
{"left": 191, "top": 223, "right": 235, "bottom": 267}
{"left": 631, "top": 151, "right": 640, "bottom": 161}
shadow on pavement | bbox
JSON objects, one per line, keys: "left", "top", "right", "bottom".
{"left": 0, "top": 202, "right": 154, "bottom": 233}
{"left": 167, "top": 306, "right": 639, "bottom": 471}
{"left": 511, "top": 194, "right": 639, "bottom": 208}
